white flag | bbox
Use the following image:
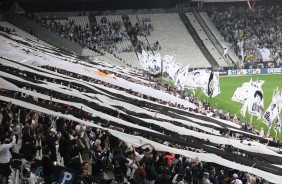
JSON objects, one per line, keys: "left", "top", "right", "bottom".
{"left": 175, "top": 65, "right": 189, "bottom": 90}
{"left": 274, "top": 116, "right": 281, "bottom": 135}
{"left": 162, "top": 55, "right": 181, "bottom": 81}
{"left": 247, "top": 80, "right": 264, "bottom": 118}
{"left": 262, "top": 88, "right": 281, "bottom": 128}
{"left": 203, "top": 71, "right": 221, "bottom": 98}
{"left": 231, "top": 82, "right": 250, "bottom": 103}
{"left": 234, "top": 79, "right": 264, "bottom": 118}
{"left": 146, "top": 53, "right": 155, "bottom": 72}
{"left": 137, "top": 50, "right": 148, "bottom": 69}
{"left": 162, "top": 55, "right": 173, "bottom": 74}
{"left": 258, "top": 48, "right": 271, "bottom": 62}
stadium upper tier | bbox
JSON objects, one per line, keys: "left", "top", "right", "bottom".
{"left": 137, "top": 13, "right": 211, "bottom": 68}
{"left": 28, "top": 12, "right": 215, "bottom": 68}
{"left": 10, "top": 4, "right": 281, "bottom": 70}
{"left": 68, "top": 16, "right": 90, "bottom": 30}
{"left": 127, "top": 15, "right": 154, "bottom": 56}
{"left": 95, "top": 15, "right": 139, "bottom": 68}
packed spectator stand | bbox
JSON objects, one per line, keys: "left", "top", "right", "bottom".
{"left": 207, "top": 6, "right": 281, "bottom": 69}
{"left": 1, "top": 3, "right": 282, "bottom": 184}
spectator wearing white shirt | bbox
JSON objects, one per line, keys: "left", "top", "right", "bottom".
{"left": 0, "top": 133, "right": 16, "bottom": 184}
{"left": 28, "top": 163, "right": 43, "bottom": 184}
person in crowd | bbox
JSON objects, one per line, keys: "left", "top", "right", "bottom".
{"left": 155, "top": 167, "right": 170, "bottom": 184}
{"left": 0, "top": 131, "right": 16, "bottom": 184}
{"left": 28, "top": 163, "right": 43, "bottom": 184}
{"left": 112, "top": 149, "right": 129, "bottom": 183}
{"left": 69, "top": 139, "right": 82, "bottom": 171}
{"left": 144, "top": 152, "right": 156, "bottom": 184}
{"left": 91, "top": 145, "right": 109, "bottom": 180}
{"left": 43, "top": 127, "right": 58, "bottom": 162}
{"left": 183, "top": 168, "right": 192, "bottom": 184}
{"left": 42, "top": 147, "right": 55, "bottom": 184}
{"left": 20, "top": 168, "right": 31, "bottom": 184}
{"left": 58, "top": 130, "right": 73, "bottom": 167}
{"left": 133, "top": 161, "right": 146, "bottom": 184}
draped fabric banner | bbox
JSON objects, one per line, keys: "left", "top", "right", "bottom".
{"left": 1, "top": 33, "right": 282, "bottom": 183}
{"left": 0, "top": 93, "right": 282, "bottom": 183}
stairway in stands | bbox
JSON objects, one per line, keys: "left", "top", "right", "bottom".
{"left": 179, "top": 13, "right": 219, "bottom": 68}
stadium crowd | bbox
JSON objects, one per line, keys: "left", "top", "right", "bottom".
{"left": 0, "top": 76, "right": 266, "bottom": 184}
{"left": 0, "top": 50, "right": 275, "bottom": 183}
{"left": 208, "top": 6, "right": 282, "bottom": 69}
{"left": 28, "top": 14, "right": 128, "bottom": 54}
{"left": 27, "top": 14, "right": 159, "bottom": 56}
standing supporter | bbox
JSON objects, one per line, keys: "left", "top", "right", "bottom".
{"left": 144, "top": 152, "right": 156, "bottom": 184}
{"left": 42, "top": 147, "right": 55, "bottom": 184}
{"left": 69, "top": 139, "right": 82, "bottom": 171}
{"left": 0, "top": 132, "right": 16, "bottom": 184}
{"left": 28, "top": 163, "right": 43, "bottom": 184}
{"left": 129, "top": 156, "right": 140, "bottom": 183}
{"left": 184, "top": 168, "right": 192, "bottom": 184}
{"left": 43, "top": 128, "right": 58, "bottom": 162}
{"left": 21, "top": 125, "right": 35, "bottom": 146}
{"left": 125, "top": 151, "right": 134, "bottom": 182}
{"left": 20, "top": 168, "right": 31, "bottom": 184}
{"left": 58, "top": 130, "right": 73, "bottom": 167}
{"left": 163, "top": 152, "right": 175, "bottom": 167}
{"left": 91, "top": 145, "right": 109, "bottom": 180}
{"left": 112, "top": 149, "right": 129, "bottom": 183}
{"left": 133, "top": 161, "right": 146, "bottom": 184}
{"left": 155, "top": 167, "right": 170, "bottom": 184}
{"left": 191, "top": 158, "right": 202, "bottom": 184}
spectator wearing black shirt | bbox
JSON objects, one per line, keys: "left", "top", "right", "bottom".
{"left": 69, "top": 139, "right": 81, "bottom": 171}
{"left": 91, "top": 145, "right": 108, "bottom": 180}
{"left": 155, "top": 167, "right": 170, "bottom": 184}
{"left": 58, "top": 131, "right": 72, "bottom": 167}
{"left": 42, "top": 147, "right": 55, "bottom": 184}
{"left": 112, "top": 149, "right": 129, "bottom": 183}
{"left": 43, "top": 128, "right": 58, "bottom": 162}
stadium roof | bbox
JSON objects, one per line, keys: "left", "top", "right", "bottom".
{"left": 1, "top": 0, "right": 280, "bottom": 12}
{"left": 191, "top": 0, "right": 262, "bottom": 2}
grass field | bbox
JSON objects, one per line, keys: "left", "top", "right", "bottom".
{"left": 194, "top": 74, "right": 282, "bottom": 140}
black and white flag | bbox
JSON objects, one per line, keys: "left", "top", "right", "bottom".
{"left": 237, "top": 79, "right": 264, "bottom": 118}
{"left": 203, "top": 71, "right": 220, "bottom": 98}
{"left": 274, "top": 116, "right": 281, "bottom": 136}
{"left": 262, "top": 88, "right": 281, "bottom": 128}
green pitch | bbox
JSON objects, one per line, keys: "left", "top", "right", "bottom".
{"left": 196, "top": 74, "right": 282, "bottom": 140}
